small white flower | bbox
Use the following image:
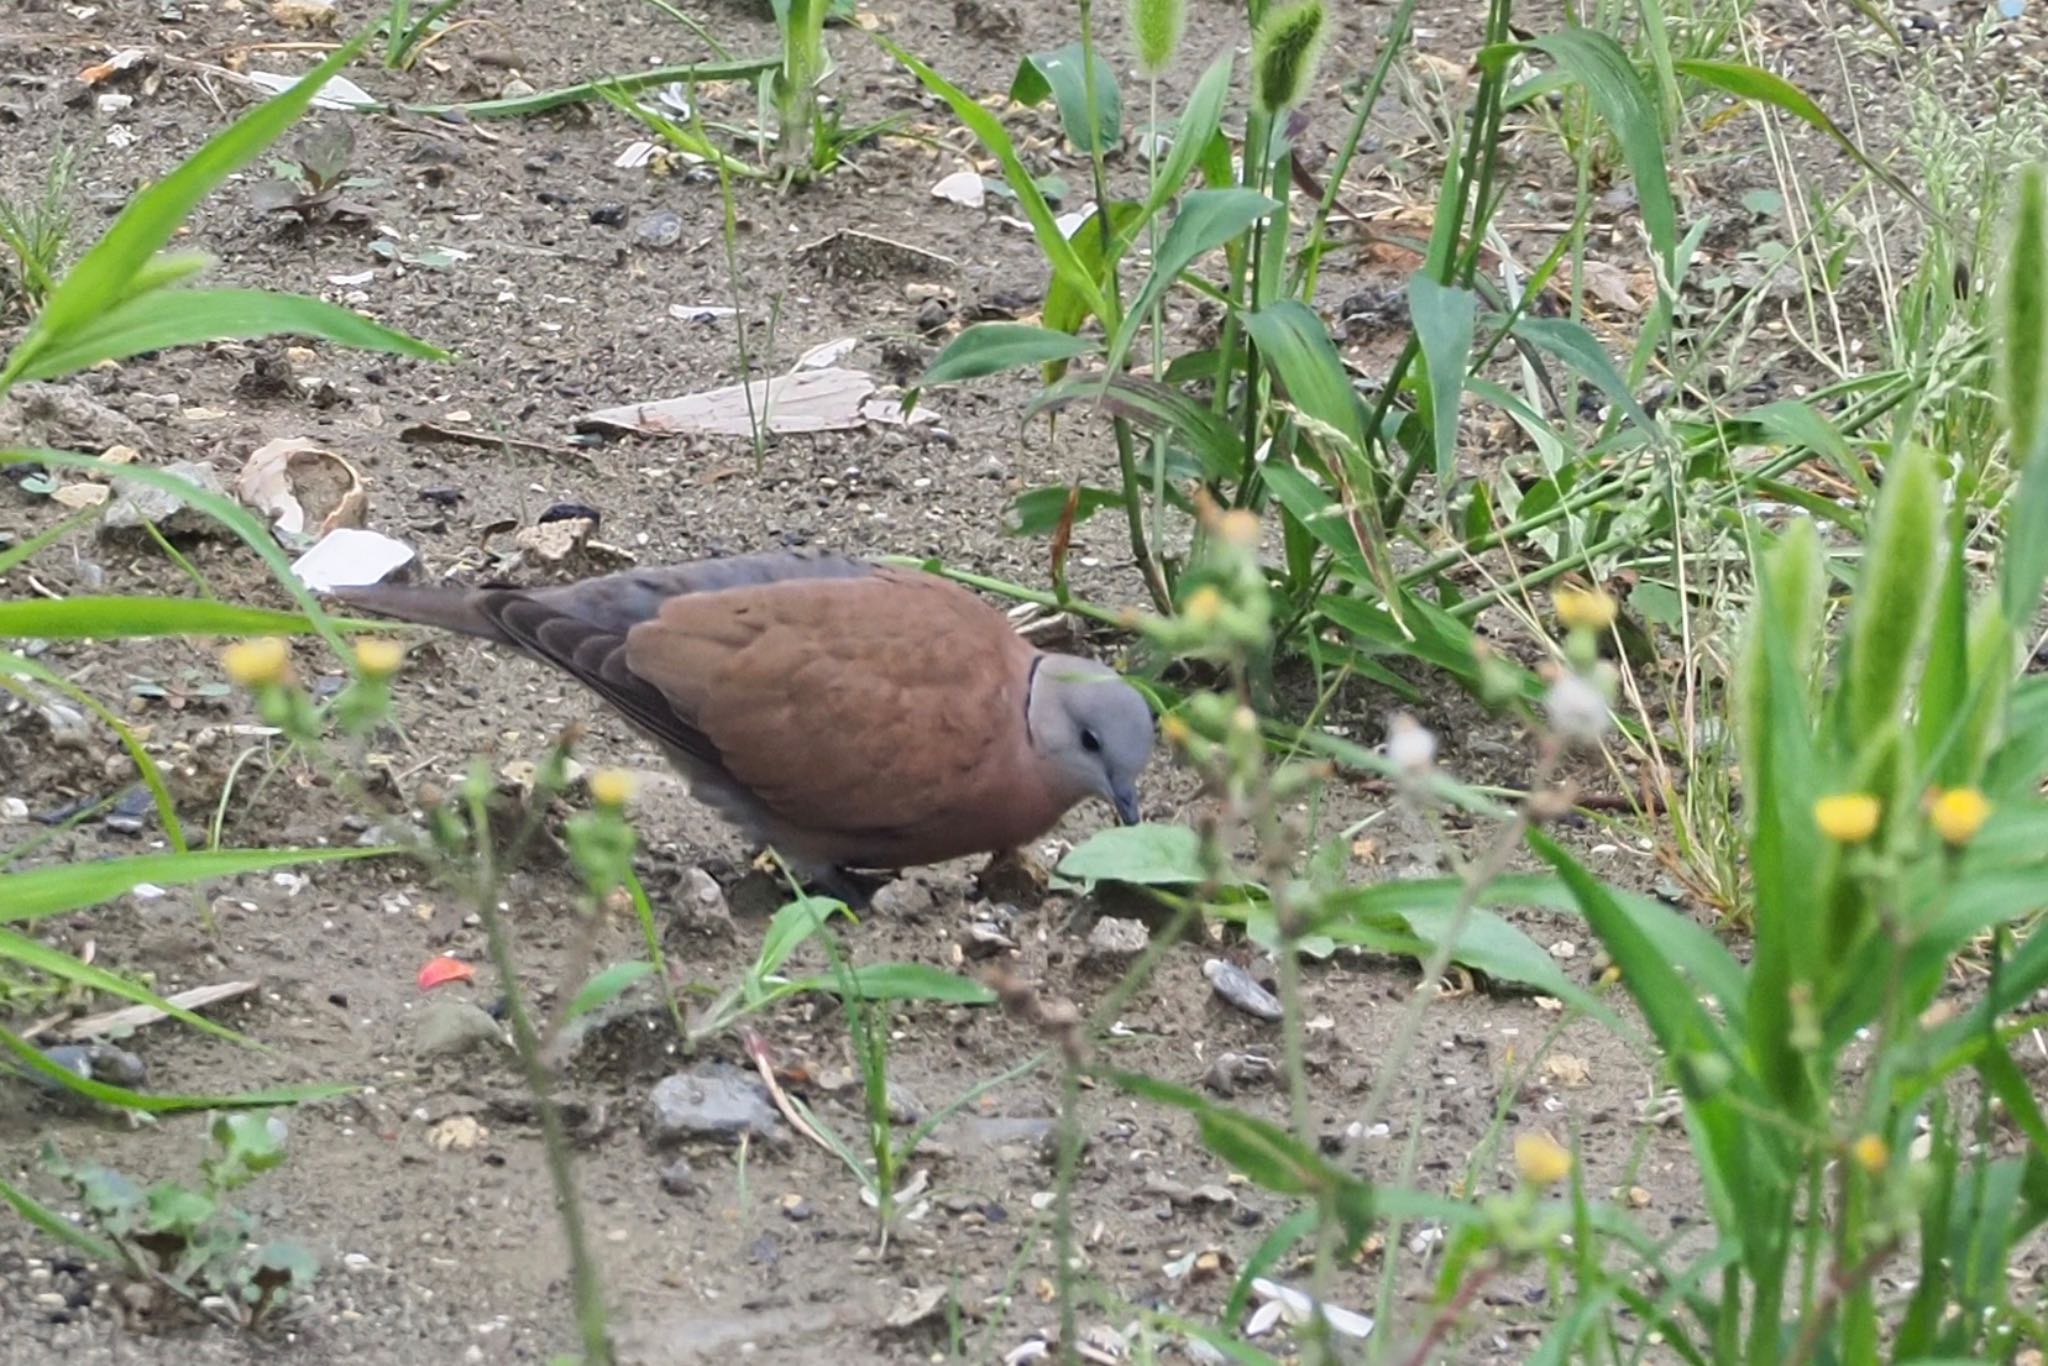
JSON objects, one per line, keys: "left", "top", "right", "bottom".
{"left": 1544, "top": 667, "right": 1614, "bottom": 743}
{"left": 1386, "top": 712, "right": 1437, "bottom": 774}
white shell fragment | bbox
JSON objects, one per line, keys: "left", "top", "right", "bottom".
{"left": 931, "top": 169, "right": 986, "bottom": 208}
{"left": 236, "top": 437, "right": 368, "bottom": 538}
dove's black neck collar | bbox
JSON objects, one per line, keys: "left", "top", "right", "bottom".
{"left": 1022, "top": 655, "right": 1044, "bottom": 747}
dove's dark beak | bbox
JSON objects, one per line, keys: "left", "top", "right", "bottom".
{"left": 1112, "top": 781, "right": 1142, "bottom": 826}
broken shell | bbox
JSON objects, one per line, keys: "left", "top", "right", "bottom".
{"left": 237, "top": 437, "right": 368, "bottom": 538}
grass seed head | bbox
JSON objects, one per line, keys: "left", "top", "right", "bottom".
{"left": 1253, "top": 0, "right": 1327, "bottom": 116}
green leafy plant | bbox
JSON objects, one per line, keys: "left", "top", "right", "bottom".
{"left": 889, "top": 2, "right": 1934, "bottom": 737}
{"left": 1527, "top": 165, "right": 2048, "bottom": 1363}
{"left": 37, "top": 1114, "right": 317, "bottom": 1329}
{"left": 0, "top": 143, "right": 75, "bottom": 317}
{"left": 0, "top": 32, "right": 441, "bottom": 1108}
{"left": 247, "top": 122, "right": 376, "bottom": 224}
{"left": 379, "top": 0, "right": 472, "bottom": 71}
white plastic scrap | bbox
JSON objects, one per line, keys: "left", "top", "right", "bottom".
{"left": 1245, "top": 1278, "right": 1374, "bottom": 1340}
{"left": 290, "top": 527, "right": 415, "bottom": 592}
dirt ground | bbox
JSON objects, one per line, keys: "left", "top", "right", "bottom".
{"left": 1, "top": 0, "right": 2038, "bottom": 1361}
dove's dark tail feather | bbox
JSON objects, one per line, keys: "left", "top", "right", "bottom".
{"left": 330, "top": 584, "right": 505, "bottom": 640}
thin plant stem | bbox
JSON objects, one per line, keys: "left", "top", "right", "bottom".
{"left": 462, "top": 776, "right": 612, "bottom": 1366}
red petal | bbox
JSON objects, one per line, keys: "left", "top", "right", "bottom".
{"left": 417, "top": 956, "right": 475, "bottom": 990}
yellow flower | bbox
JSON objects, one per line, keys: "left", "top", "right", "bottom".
{"left": 587, "top": 768, "right": 637, "bottom": 809}
{"left": 1850, "top": 1134, "right": 1888, "bottom": 1174}
{"left": 1554, "top": 585, "right": 1617, "bottom": 632}
{"left": 1216, "top": 509, "right": 1260, "bottom": 547}
{"left": 1513, "top": 1132, "right": 1573, "bottom": 1188}
{"left": 1928, "top": 787, "right": 1991, "bottom": 846}
{"left": 1814, "top": 793, "right": 1881, "bottom": 844}
{"left": 354, "top": 638, "right": 406, "bottom": 679}
{"left": 1183, "top": 586, "right": 1224, "bottom": 625}
{"left": 221, "top": 637, "right": 292, "bottom": 688}
{"left": 1159, "top": 713, "right": 1191, "bottom": 746}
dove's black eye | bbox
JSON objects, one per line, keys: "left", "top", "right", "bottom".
{"left": 1080, "top": 728, "right": 1102, "bottom": 753}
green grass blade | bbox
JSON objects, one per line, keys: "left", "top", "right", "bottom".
{"left": 0, "top": 1176, "right": 119, "bottom": 1263}
{"left": 0, "top": 452, "right": 354, "bottom": 660}
{"left": 1408, "top": 273, "right": 1477, "bottom": 482}
{"left": 1511, "top": 314, "right": 1663, "bottom": 441}
{"left": 1, "top": 647, "right": 188, "bottom": 855}
{"left": 1674, "top": 58, "right": 1932, "bottom": 220}
{"left": 877, "top": 37, "right": 1105, "bottom": 322}
{"left": 1503, "top": 31, "right": 1675, "bottom": 270}
{"left": 0, "top": 926, "right": 246, "bottom": 1044}
{"left": 0, "top": 1025, "right": 349, "bottom": 1112}
{"left": 0, "top": 846, "right": 394, "bottom": 923}
{"left": 0, "top": 596, "right": 330, "bottom": 641}
{"left": 18, "top": 287, "right": 446, "bottom": 382}
{"left": 5, "top": 31, "right": 375, "bottom": 386}
{"left": 395, "top": 58, "right": 781, "bottom": 118}
{"left": 1137, "top": 53, "right": 1234, "bottom": 225}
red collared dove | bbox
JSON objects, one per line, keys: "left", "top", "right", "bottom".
{"left": 335, "top": 551, "right": 1155, "bottom": 897}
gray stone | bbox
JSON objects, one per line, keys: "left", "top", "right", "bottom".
{"left": 645, "top": 1063, "right": 782, "bottom": 1147}
{"left": 415, "top": 1001, "right": 506, "bottom": 1059}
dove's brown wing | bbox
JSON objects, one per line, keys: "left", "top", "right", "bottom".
{"left": 625, "top": 566, "right": 1060, "bottom": 864}
{"left": 333, "top": 553, "right": 878, "bottom": 776}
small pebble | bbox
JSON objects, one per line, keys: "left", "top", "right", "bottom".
{"left": 636, "top": 209, "right": 684, "bottom": 249}
{"left": 1203, "top": 959, "right": 1283, "bottom": 1021}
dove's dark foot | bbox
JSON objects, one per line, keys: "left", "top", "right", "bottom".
{"left": 974, "top": 847, "right": 1052, "bottom": 904}
{"left": 812, "top": 865, "right": 892, "bottom": 910}
{"left": 753, "top": 848, "right": 890, "bottom": 910}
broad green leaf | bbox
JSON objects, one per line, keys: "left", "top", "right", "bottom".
{"left": 18, "top": 287, "right": 446, "bottom": 382}
{"left": 1511, "top": 315, "right": 1660, "bottom": 440}
{"left": 879, "top": 39, "right": 1104, "bottom": 322}
{"left": 1030, "top": 374, "right": 1244, "bottom": 482}
{"left": 5, "top": 32, "right": 376, "bottom": 387}
{"left": 1139, "top": 53, "right": 1234, "bottom": 223}
{"left": 787, "top": 962, "right": 996, "bottom": 1004}
{"left": 755, "top": 896, "right": 850, "bottom": 979}
{"left": 1005, "top": 484, "right": 1127, "bottom": 536}
{"left": 1674, "top": 59, "right": 1931, "bottom": 221}
{"left": 563, "top": 961, "right": 656, "bottom": 1024}
{"left": 1241, "top": 301, "right": 1366, "bottom": 452}
{"left": 1106, "top": 189, "right": 1279, "bottom": 375}
{"left": 1408, "top": 273, "right": 1477, "bottom": 482}
{"left": 1010, "top": 42, "right": 1122, "bottom": 153}
{"left": 1043, "top": 201, "right": 1144, "bottom": 349}
{"left": 1058, "top": 823, "right": 1208, "bottom": 887}
{"left": 0, "top": 846, "right": 392, "bottom": 922}
{"left": 0, "top": 596, "right": 326, "bottom": 641}
{"left": 917, "top": 323, "right": 1097, "bottom": 387}
{"left": 1243, "top": 302, "right": 1402, "bottom": 614}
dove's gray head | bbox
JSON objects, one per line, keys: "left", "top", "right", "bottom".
{"left": 1027, "top": 654, "right": 1156, "bottom": 825}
